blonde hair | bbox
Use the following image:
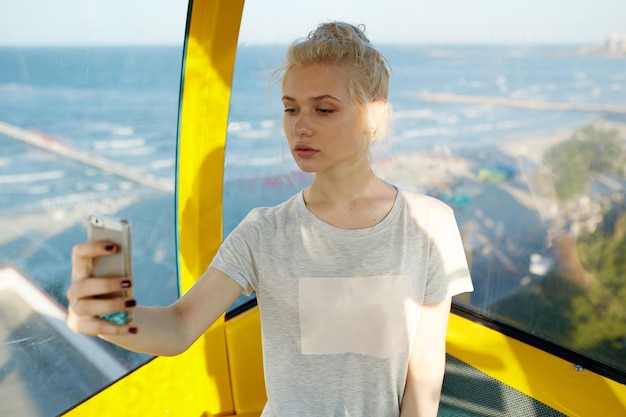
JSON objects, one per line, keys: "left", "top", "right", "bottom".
{"left": 276, "top": 21, "right": 392, "bottom": 141}
{"left": 280, "top": 22, "right": 390, "bottom": 102}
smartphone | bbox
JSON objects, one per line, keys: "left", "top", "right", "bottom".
{"left": 87, "top": 214, "right": 133, "bottom": 325}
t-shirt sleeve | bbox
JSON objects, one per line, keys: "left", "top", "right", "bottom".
{"left": 424, "top": 203, "right": 474, "bottom": 303}
{"left": 209, "top": 213, "right": 260, "bottom": 296}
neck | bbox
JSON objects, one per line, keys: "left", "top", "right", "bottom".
{"left": 305, "top": 164, "right": 389, "bottom": 205}
{"left": 302, "top": 164, "right": 398, "bottom": 230}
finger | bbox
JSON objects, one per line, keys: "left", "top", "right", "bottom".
{"left": 71, "top": 242, "right": 118, "bottom": 281}
{"left": 71, "top": 296, "right": 136, "bottom": 318}
{"left": 68, "top": 277, "right": 132, "bottom": 300}
{"left": 67, "top": 313, "right": 138, "bottom": 337}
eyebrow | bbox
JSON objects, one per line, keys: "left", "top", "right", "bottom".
{"left": 281, "top": 94, "right": 342, "bottom": 103}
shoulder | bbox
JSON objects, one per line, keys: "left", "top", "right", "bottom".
{"left": 398, "top": 189, "right": 454, "bottom": 217}
{"left": 237, "top": 192, "right": 301, "bottom": 229}
{"left": 395, "top": 189, "right": 459, "bottom": 237}
{"left": 221, "top": 193, "right": 300, "bottom": 248}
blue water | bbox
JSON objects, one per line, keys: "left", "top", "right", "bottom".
{"left": 0, "top": 47, "right": 185, "bottom": 325}
{"left": 222, "top": 44, "right": 626, "bottom": 231}
{"left": 226, "top": 45, "right": 626, "bottom": 178}
{"left": 0, "top": 46, "right": 182, "bottom": 214}
{"left": 1, "top": 44, "right": 625, "bottom": 280}
{"left": 1, "top": 45, "right": 625, "bottom": 215}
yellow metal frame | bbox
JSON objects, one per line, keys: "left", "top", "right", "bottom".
{"left": 447, "top": 313, "right": 626, "bottom": 416}
{"left": 63, "top": 0, "right": 626, "bottom": 416}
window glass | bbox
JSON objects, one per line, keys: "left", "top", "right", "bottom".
{"left": 225, "top": 0, "right": 626, "bottom": 376}
{"left": 0, "top": 1, "right": 187, "bottom": 415}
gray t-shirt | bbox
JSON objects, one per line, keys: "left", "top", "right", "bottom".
{"left": 210, "top": 189, "right": 473, "bottom": 416}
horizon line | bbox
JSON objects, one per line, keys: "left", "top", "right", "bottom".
{"left": 0, "top": 40, "right": 614, "bottom": 48}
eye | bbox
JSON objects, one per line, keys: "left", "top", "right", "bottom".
{"left": 283, "top": 107, "right": 298, "bottom": 114}
{"left": 317, "top": 108, "right": 334, "bottom": 115}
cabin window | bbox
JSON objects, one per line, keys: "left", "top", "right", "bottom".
{"left": 224, "top": 0, "right": 626, "bottom": 381}
{"left": 0, "top": 2, "right": 187, "bottom": 415}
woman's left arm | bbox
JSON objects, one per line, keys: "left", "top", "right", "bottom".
{"left": 400, "top": 296, "right": 452, "bottom": 417}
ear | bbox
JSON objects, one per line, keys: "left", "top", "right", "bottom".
{"left": 367, "top": 99, "right": 390, "bottom": 143}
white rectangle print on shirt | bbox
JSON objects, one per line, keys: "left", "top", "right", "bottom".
{"left": 298, "top": 274, "right": 420, "bottom": 359}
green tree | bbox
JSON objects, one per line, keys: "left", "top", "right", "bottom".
{"left": 490, "top": 208, "right": 626, "bottom": 371}
{"left": 568, "top": 209, "right": 626, "bottom": 363}
{"left": 543, "top": 126, "right": 624, "bottom": 200}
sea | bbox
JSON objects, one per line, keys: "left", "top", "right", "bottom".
{"left": 1, "top": 43, "right": 625, "bottom": 306}
{"left": 0, "top": 44, "right": 625, "bottom": 416}
{"left": 1, "top": 43, "right": 625, "bottom": 300}
{"left": 1, "top": 45, "right": 625, "bottom": 217}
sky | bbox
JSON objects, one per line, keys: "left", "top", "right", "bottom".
{"left": 0, "top": 0, "right": 625, "bottom": 46}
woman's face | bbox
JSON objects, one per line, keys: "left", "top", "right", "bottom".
{"left": 282, "top": 63, "right": 370, "bottom": 174}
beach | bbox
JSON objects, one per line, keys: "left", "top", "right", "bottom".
{"left": 375, "top": 118, "right": 626, "bottom": 306}
{"left": 3, "top": 118, "right": 625, "bottom": 312}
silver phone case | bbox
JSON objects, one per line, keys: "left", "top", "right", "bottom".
{"left": 87, "top": 215, "right": 133, "bottom": 325}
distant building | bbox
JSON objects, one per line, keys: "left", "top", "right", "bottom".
{"left": 605, "top": 34, "right": 626, "bottom": 54}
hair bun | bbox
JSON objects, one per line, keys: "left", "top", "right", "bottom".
{"left": 308, "top": 22, "right": 371, "bottom": 44}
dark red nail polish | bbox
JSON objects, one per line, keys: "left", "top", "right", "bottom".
{"left": 129, "top": 327, "right": 138, "bottom": 334}
{"left": 125, "top": 299, "right": 136, "bottom": 307}
{"left": 121, "top": 280, "right": 132, "bottom": 288}
{"left": 104, "top": 245, "right": 115, "bottom": 251}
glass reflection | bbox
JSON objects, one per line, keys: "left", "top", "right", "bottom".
{"left": 224, "top": 1, "right": 626, "bottom": 377}
{"left": 0, "top": 9, "right": 184, "bottom": 417}
{"left": 490, "top": 124, "right": 626, "bottom": 371}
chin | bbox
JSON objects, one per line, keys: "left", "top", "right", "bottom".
{"left": 294, "top": 160, "right": 319, "bottom": 174}
{"left": 295, "top": 165, "right": 317, "bottom": 174}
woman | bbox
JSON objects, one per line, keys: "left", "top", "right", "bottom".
{"left": 67, "top": 22, "right": 473, "bottom": 416}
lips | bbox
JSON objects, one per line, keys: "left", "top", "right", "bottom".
{"left": 294, "top": 143, "right": 318, "bottom": 158}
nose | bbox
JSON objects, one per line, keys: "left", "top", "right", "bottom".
{"left": 293, "top": 112, "right": 313, "bottom": 136}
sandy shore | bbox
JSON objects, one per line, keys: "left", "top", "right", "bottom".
{"left": 373, "top": 118, "right": 626, "bottom": 306}
{"left": 497, "top": 119, "right": 626, "bottom": 162}
{"left": 2, "top": 118, "right": 625, "bottom": 310}
{"left": 374, "top": 152, "right": 475, "bottom": 193}
{"left": 375, "top": 119, "right": 626, "bottom": 212}
{"left": 376, "top": 118, "right": 626, "bottom": 192}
